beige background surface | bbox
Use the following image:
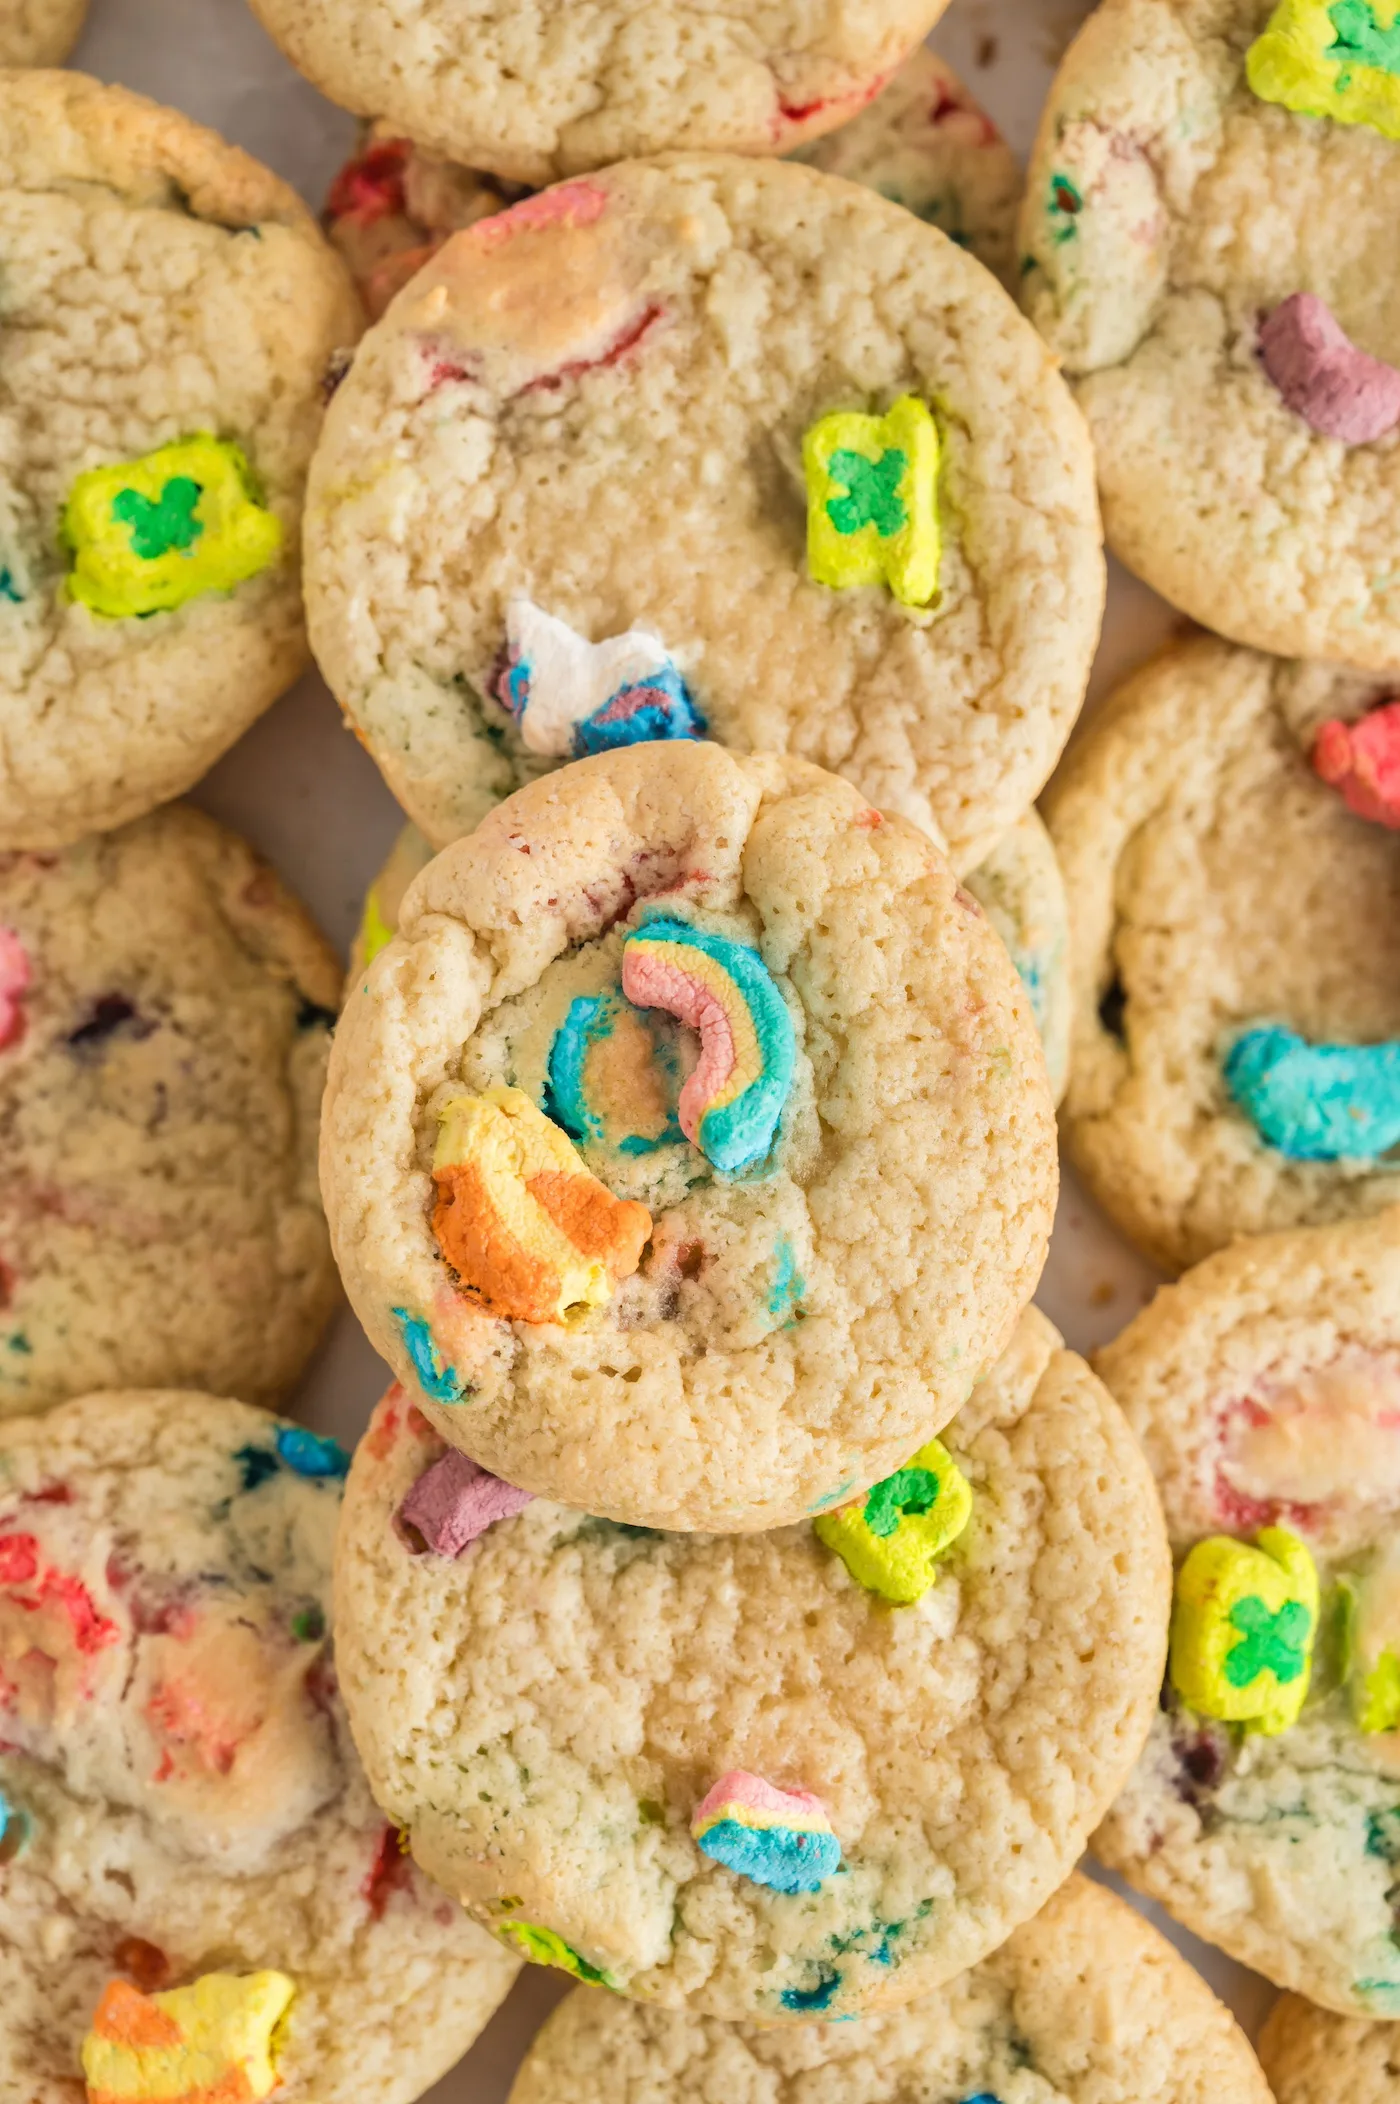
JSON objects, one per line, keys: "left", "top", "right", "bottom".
{"left": 62, "top": 0, "right": 1270, "bottom": 2093}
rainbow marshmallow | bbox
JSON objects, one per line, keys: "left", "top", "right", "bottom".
{"left": 620, "top": 920, "right": 796, "bottom": 1174}
{"left": 691, "top": 1770, "right": 841, "bottom": 1893}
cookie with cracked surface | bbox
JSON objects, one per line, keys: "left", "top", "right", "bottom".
{"left": 305, "top": 155, "right": 1103, "bottom": 874}
{"left": 1259, "top": 1992, "right": 1400, "bottom": 2104}
{"left": 1021, "top": 0, "right": 1400, "bottom": 668}
{"left": 333, "top": 1310, "right": 1169, "bottom": 2018}
{"left": 249, "top": 0, "right": 952, "bottom": 185}
{"left": 0, "top": 70, "right": 360, "bottom": 850}
{"left": 326, "top": 51, "right": 1020, "bottom": 322}
{"left": 0, "top": 0, "right": 85, "bottom": 64}
{"left": 0, "top": 804, "right": 342, "bottom": 1417}
{"left": 322, "top": 743, "right": 1058, "bottom": 1532}
{"left": 1045, "top": 634, "right": 1400, "bottom": 1273}
{"left": 504, "top": 1875, "right": 1269, "bottom": 2104}
{"left": 351, "top": 804, "right": 1071, "bottom": 1101}
{"left": 1093, "top": 1205, "right": 1400, "bottom": 2016}
{"left": 0, "top": 1388, "right": 520, "bottom": 2104}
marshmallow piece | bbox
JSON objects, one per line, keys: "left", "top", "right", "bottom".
{"left": 1169, "top": 1527, "right": 1318, "bottom": 1736}
{"left": 691, "top": 1770, "right": 841, "bottom": 1892}
{"left": 497, "top": 599, "right": 704, "bottom": 759}
{"left": 81, "top": 1969, "right": 294, "bottom": 2103}
{"left": 1313, "top": 698, "right": 1400, "bottom": 827}
{"left": 1259, "top": 294, "right": 1400, "bottom": 443}
{"left": 399, "top": 1447, "right": 533, "bottom": 1556}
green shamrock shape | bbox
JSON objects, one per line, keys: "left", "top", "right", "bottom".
{"left": 1224, "top": 1593, "right": 1312, "bottom": 1689}
{"left": 863, "top": 1464, "right": 939, "bottom": 1539}
{"left": 111, "top": 474, "right": 204, "bottom": 562}
{"left": 1329, "top": 0, "right": 1400, "bottom": 74}
{"left": 825, "top": 447, "right": 908, "bottom": 539}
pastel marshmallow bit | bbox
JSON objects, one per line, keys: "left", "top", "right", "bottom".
{"left": 1223, "top": 1023, "right": 1400, "bottom": 1159}
{"left": 546, "top": 993, "right": 679, "bottom": 1155}
{"left": 392, "top": 1308, "right": 466, "bottom": 1404}
{"left": 0, "top": 926, "right": 30, "bottom": 1051}
{"left": 1258, "top": 294, "right": 1400, "bottom": 443}
{"left": 1340, "top": 1539, "right": 1400, "bottom": 1732}
{"left": 815, "top": 1438, "right": 972, "bottom": 1604}
{"left": 432, "top": 1086, "right": 652, "bottom": 1324}
{"left": 1169, "top": 1526, "right": 1319, "bottom": 1736}
{"left": 691, "top": 1769, "right": 842, "bottom": 1892}
{"left": 62, "top": 436, "right": 283, "bottom": 619}
{"left": 803, "top": 394, "right": 941, "bottom": 607}
{"left": 81, "top": 1970, "right": 295, "bottom": 2104}
{"left": 273, "top": 1424, "right": 350, "bottom": 1479}
{"left": 498, "top": 1920, "right": 611, "bottom": 1983}
{"left": 620, "top": 919, "right": 796, "bottom": 1174}
{"left": 1248, "top": 0, "right": 1400, "bottom": 140}
{"left": 496, "top": 598, "right": 705, "bottom": 759}
{"left": 1313, "top": 698, "right": 1400, "bottom": 826}
{"left": 399, "top": 1446, "right": 533, "bottom": 1555}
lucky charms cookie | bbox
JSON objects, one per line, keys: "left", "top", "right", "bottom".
{"left": 249, "top": 0, "right": 952, "bottom": 184}
{"left": 0, "top": 1389, "right": 520, "bottom": 2103}
{"left": 1045, "top": 636, "right": 1400, "bottom": 1272}
{"left": 0, "top": 0, "right": 85, "bottom": 64}
{"left": 1094, "top": 1206, "right": 1400, "bottom": 2016}
{"left": 1258, "top": 1993, "right": 1400, "bottom": 2104}
{"left": 505, "top": 1876, "right": 1270, "bottom": 2104}
{"left": 332, "top": 1309, "right": 1169, "bottom": 2018}
{"left": 1022, "top": 0, "right": 1400, "bottom": 667}
{"left": 0, "top": 805, "right": 341, "bottom": 1418}
{"left": 0, "top": 70, "right": 359, "bottom": 849}
{"left": 325, "top": 50, "right": 1021, "bottom": 321}
{"left": 321, "top": 743, "right": 1059, "bottom": 1532}
{"left": 306, "top": 154, "right": 1103, "bottom": 872}
{"left": 352, "top": 804, "right": 1071, "bottom": 1103}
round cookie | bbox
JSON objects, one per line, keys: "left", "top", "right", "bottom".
{"left": 326, "top": 51, "right": 1021, "bottom": 322}
{"left": 506, "top": 1875, "right": 1270, "bottom": 2104}
{"left": 333, "top": 1308, "right": 1170, "bottom": 2019}
{"left": 0, "top": 804, "right": 342, "bottom": 1417}
{"left": 1044, "top": 635, "right": 1400, "bottom": 1274}
{"left": 0, "top": 70, "right": 360, "bottom": 850}
{"left": 963, "top": 809, "right": 1071, "bottom": 1106}
{"left": 248, "top": 0, "right": 952, "bottom": 186}
{"left": 0, "top": 1388, "right": 520, "bottom": 2103}
{"left": 305, "top": 153, "right": 1104, "bottom": 874}
{"left": 321, "top": 743, "right": 1059, "bottom": 1532}
{"left": 1258, "top": 1994, "right": 1400, "bottom": 2104}
{"left": 792, "top": 43, "right": 1022, "bottom": 289}
{"left": 1021, "top": 0, "right": 1400, "bottom": 669}
{"left": 0, "top": 0, "right": 85, "bottom": 64}
{"left": 1094, "top": 1205, "right": 1400, "bottom": 2016}
{"left": 351, "top": 806, "right": 1071, "bottom": 1101}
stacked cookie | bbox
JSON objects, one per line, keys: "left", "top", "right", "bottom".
{"left": 2, "top": 0, "right": 1371, "bottom": 2098}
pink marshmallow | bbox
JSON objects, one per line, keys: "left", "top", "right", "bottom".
{"left": 0, "top": 927, "right": 30, "bottom": 1051}
{"left": 1313, "top": 698, "right": 1400, "bottom": 829}
{"left": 1259, "top": 294, "right": 1400, "bottom": 444}
{"left": 620, "top": 948, "right": 737, "bottom": 1148}
{"left": 398, "top": 1448, "right": 533, "bottom": 1558}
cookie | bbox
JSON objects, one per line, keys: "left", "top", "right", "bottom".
{"left": 305, "top": 153, "right": 1104, "bottom": 874}
{"left": 352, "top": 804, "right": 1071, "bottom": 1102}
{"left": 505, "top": 1874, "right": 1269, "bottom": 2104}
{"left": 248, "top": 0, "right": 952, "bottom": 185}
{"left": 0, "top": 70, "right": 360, "bottom": 850}
{"left": 0, "top": 804, "right": 342, "bottom": 1418}
{"left": 0, "top": 0, "right": 85, "bottom": 64}
{"left": 791, "top": 44, "right": 1022, "bottom": 289}
{"left": 1021, "top": 0, "right": 1400, "bottom": 668}
{"left": 1258, "top": 1993, "right": 1400, "bottom": 2104}
{"left": 326, "top": 51, "right": 1020, "bottom": 321}
{"left": 1044, "top": 635, "right": 1400, "bottom": 1273}
{"left": 0, "top": 1388, "right": 520, "bottom": 2103}
{"left": 333, "top": 1307, "right": 1169, "bottom": 2018}
{"left": 963, "top": 809, "right": 1071, "bottom": 1106}
{"left": 321, "top": 742, "right": 1058, "bottom": 1532}
{"left": 1093, "top": 1205, "right": 1400, "bottom": 2016}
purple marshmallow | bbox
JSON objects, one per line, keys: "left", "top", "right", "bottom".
{"left": 398, "top": 1448, "right": 533, "bottom": 1557}
{"left": 1259, "top": 293, "right": 1400, "bottom": 445}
